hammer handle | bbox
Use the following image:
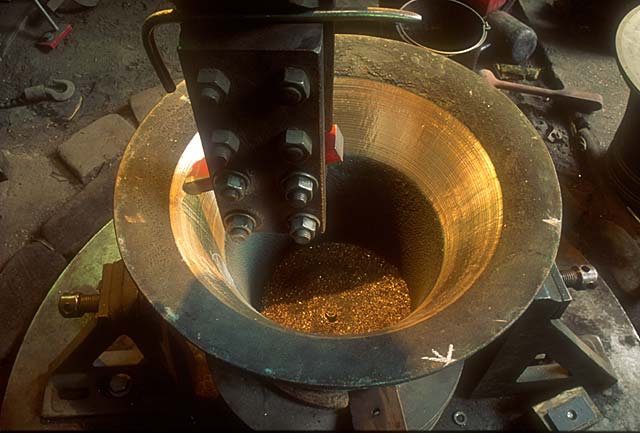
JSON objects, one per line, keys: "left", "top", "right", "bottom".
{"left": 479, "top": 69, "right": 603, "bottom": 113}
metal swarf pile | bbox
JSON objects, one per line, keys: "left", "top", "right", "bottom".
{"left": 260, "top": 242, "right": 412, "bottom": 335}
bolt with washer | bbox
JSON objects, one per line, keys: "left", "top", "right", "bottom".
{"left": 560, "top": 264, "right": 598, "bottom": 290}
{"left": 281, "top": 129, "right": 312, "bottom": 163}
{"left": 224, "top": 213, "right": 257, "bottom": 243}
{"left": 197, "top": 68, "right": 231, "bottom": 105}
{"left": 216, "top": 171, "right": 249, "bottom": 202}
{"left": 280, "top": 67, "right": 310, "bottom": 105}
{"left": 288, "top": 213, "right": 320, "bottom": 245}
{"left": 283, "top": 173, "right": 317, "bottom": 208}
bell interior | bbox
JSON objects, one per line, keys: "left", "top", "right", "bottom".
{"left": 171, "top": 77, "right": 503, "bottom": 334}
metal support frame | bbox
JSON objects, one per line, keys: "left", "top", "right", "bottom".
{"left": 177, "top": 16, "right": 329, "bottom": 235}
{"left": 470, "top": 265, "right": 617, "bottom": 398}
{"left": 42, "top": 261, "right": 202, "bottom": 419}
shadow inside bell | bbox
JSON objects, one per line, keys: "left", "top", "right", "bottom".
{"left": 224, "top": 156, "right": 445, "bottom": 325}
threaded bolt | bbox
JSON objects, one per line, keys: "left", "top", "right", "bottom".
{"left": 289, "top": 190, "right": 310, "bottom": 207}
{"left": 58, "top": 293, "right": 100, "bottom": 318}
{"left": 288, "top": 213, "right": 319, "bottom": 245}
{"left": 560, "top": 269, "right": 580, "bottom": 288}
{"left": 560, "top": 264, "right": 598, "bottom": 290}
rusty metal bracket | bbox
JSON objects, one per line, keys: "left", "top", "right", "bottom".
{"left": 42, "top": 260, "right": 199, "bottom": 420}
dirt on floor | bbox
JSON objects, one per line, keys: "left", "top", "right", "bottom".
{"left": 0, "top": 0, "right": 182, "bottom": 269}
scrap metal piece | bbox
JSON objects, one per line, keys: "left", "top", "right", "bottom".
{"left": 23, "top": 79, "right": 75, "bottom": 102}
{"left": 1, "top": 79, "right": 75, "bottom": 109}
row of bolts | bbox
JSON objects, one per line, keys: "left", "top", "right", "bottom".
{"left": 197, "top": 66, "right": 320, "bottom": 245}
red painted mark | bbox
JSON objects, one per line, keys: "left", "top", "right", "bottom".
{"left": 325, "top": 124, "right": 344, "bottom": 165}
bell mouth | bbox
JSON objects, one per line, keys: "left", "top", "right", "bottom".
{"left": 115, "top": 35, "right": 561, "bottom": 388}
{"left": 171, "top": 77, "right": 503, "bottom": 336}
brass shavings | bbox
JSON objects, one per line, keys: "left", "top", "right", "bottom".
{"left": 259, "top": 242, "right": 412, "bottom": 335}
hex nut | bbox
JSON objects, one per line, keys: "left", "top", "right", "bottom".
{"left": 289, "top": 213, "right": 319, "bottom": 245}
{"left": 284, "top": 173, "right": 316, "bottom": 208}
{"left": 216, "top": 171, "right": 249, "bottom": 202}
{"left": 282, "top": 129, "right": 312, "bottom": 163}
{"left": 58, "top": 294, "right": 80, "bottom": 317}
{"left": 561, "top": 264, "right": 598, "bottom": 290}
{"left": 280, "top": 67, "right": 310, "bottom": 105}
{"left": 197, "top": 68, "right": 231, "bottom": 104}
{"left": 58, "top": 292, "right": 100, "bottom": 318}
{"left": 224, "top": 213, "right": 257, "bottom": 242}
{"left": 577, "top": 264, "right": 598, "bottom": 289}
{"left": 210, "top": 130, "right": 240, "bottom": 170}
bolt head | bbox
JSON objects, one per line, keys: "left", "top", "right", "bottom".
{"left": 282, "top": 129, "right": 312, "bottom": 163}
{"left": 284, "top": 174, "right": 316, "bottom": 208}
{"left": 289, "top": 214, "right": 319, "bottom": 244}
{"left": 225, "top": 213, "right": 256, "bottom": 243}
{"left": 280, "top": 67, "right": 310, "bottom": 105}
{"left": 108, "top": 373, "right": 132, "bottom": 398}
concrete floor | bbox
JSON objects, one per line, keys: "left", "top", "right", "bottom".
{"left": 0, "top": 0, "right": 181, "bottom": 269}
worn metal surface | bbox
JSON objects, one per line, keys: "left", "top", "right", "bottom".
{"left": 114, "top": 34, "right": 562, "bottom": 389}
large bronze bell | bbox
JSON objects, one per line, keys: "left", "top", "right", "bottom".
{"left": 114, "top": 34, "right": 561, "bottom": 412}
